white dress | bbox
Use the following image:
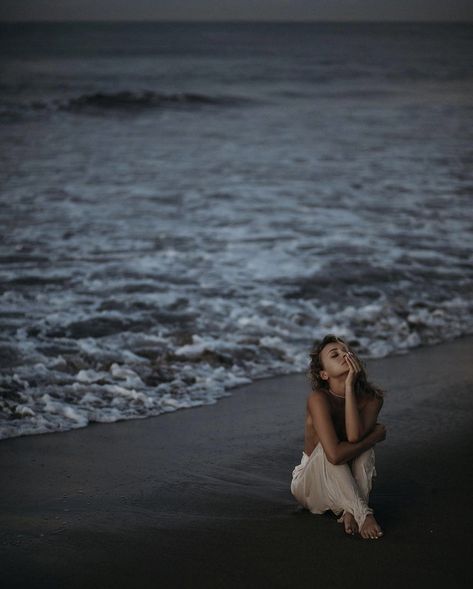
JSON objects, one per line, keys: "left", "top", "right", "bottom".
{"left": 290, "top": 441, "right": 377, "bottom": 531}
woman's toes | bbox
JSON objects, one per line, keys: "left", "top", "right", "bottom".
{"left": 360, "top": 515, "right": 384, "bottom": 539}
{"left": 343, "top": 513, "right": 357, "bottom": 535}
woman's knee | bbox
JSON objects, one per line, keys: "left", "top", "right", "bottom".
{"left": 322, "top": 453, "right": 354, "bottom": 480}
{"left": 352, "top": 448, "right": 375, "bottom": 466}
{"left": 351, "top": 448, "right": 376, "bottom": 477}
{"left": 314, "top": 443, "right": 337, "bottom": 465}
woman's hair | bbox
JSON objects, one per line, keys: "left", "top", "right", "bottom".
{"left": 307, "top": 334, "right": 385, "bottom": 402}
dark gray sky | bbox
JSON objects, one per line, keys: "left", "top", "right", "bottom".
{"left": 1, "top": 1, "right": 472, "bottom": 22}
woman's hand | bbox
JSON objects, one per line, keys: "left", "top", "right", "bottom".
{"left": 344, "top": 351, "right": 361, "bottom": 392}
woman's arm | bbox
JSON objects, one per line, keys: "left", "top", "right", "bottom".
{"left": 333, "top": 431, "right": 380, "bottom": 465}
{"left": 343, "top": 351, "right": 365, "bottom": 442}
{"left": 308, "top": 393, "right": 380, "bottom": 465}
{"left": 347, "top": 396, "right": 384, "bottom": 443}
{"left": 344, "top": 387, "right": 363, "bottom": 442}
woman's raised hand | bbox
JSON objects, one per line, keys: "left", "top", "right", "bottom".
{"left": 344, "top": 351, "right": 361, "bottom": 391}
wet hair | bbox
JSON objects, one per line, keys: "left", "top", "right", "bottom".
{"left": 307, "top": 334, "right": 385, "bottom": 402}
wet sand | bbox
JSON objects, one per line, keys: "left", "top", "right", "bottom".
{"left": 1, "top": 335, "right": 473, "bottom": 588}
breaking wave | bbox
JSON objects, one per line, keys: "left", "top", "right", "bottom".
{"left": 0, "top": 90, "right": 253, "bottom": 122}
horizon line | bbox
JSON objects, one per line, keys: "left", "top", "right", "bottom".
{"left": 1, "top": 19, "right": 472, "bottom": 24}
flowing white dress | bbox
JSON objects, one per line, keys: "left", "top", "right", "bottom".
{"left": 290, "top": 441, "right": 377, "bottom": 531}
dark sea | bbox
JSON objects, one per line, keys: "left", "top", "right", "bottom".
{"left": 1, "top": 22, "right": 472, "bottom": 439}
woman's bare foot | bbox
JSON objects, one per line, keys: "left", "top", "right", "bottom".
{"left": 359, "top": 514, "right": 384, "bottom": 539}
{"left": 342, "top": 512, "right": 358, "bottom": 535}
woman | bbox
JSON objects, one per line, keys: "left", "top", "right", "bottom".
{"left": 290, "top": 334, "right": 386, "bottom": 539}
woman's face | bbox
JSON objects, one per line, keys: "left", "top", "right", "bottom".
{"left": 319, "top": 341, "right": 351, "bottom": 379}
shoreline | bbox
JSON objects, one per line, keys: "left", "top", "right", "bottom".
{"left": 1, "top": 333, "right": 473, "bottom": 588}
{"left": 2, "top": 333, "right": 469, "bottom": 444}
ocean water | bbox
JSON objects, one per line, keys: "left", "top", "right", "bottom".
{"left": 1, "top": 22, "right": 472, "bottom": 440}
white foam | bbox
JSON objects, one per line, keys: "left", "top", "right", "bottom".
{"left": 1, "top": 47, "right": 472, "bottom": 440}
{"left": 77, "top": 369, "right": 110, "bottom": 383}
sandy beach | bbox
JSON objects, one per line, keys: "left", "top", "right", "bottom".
{"left": 1, "top": 334, "right": 473, "bottom": 588}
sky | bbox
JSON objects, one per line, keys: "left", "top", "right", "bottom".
{"left": 0, "top": 0, "right": 472, "bottom": 22}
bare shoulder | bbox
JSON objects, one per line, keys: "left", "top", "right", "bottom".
{"left": 360, "top": 394, "right": 384, "bottom": 411}
{"left": 374, "top": 395, "right": 384, "bottom": 410}
{"left": 306, "top": 389, "right": 329, "bottom": 409}
{"left": 366, "top": 394, "right": 384, "bottom": 407}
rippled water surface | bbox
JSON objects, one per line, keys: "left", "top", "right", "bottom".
{"left": 1, "top": 22, "right": 472, "bottom": 439}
